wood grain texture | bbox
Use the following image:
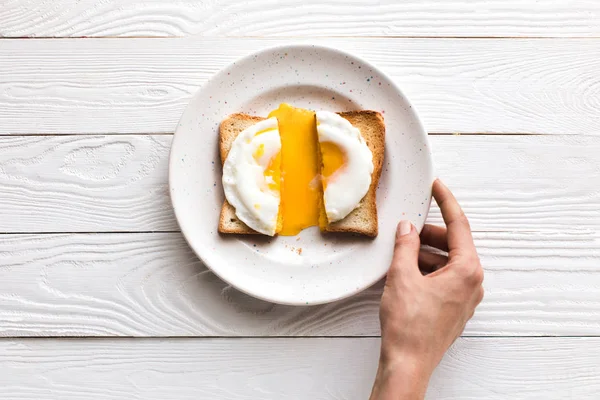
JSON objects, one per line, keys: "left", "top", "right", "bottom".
{"left": 1, "top": 0, "right": 600, "bottom": 38}
{"left": 0, "top": 337, "right": 599, "bottom": 399}
{"left": 2, "top": 38, "right": 600, "bottom": 135}
{"left": 0, "top": 135, "right": 174, "bottom": 232}
{"left": 0, "top": 134, "right": 597, "bottom": 233}
{"left": 1, "top": 231, "right": 599, "bottom": 337}
{"left": 428, "top": 135, "right": 600, "bottom": 231}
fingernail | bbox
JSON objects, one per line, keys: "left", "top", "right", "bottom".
{"left": 397, "top": 220, "right": 412, "bottom": 237}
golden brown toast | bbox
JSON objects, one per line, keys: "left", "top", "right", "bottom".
{"left": 321, "top": 111, "right": 385, "bottom": 237}
{"left": 217, "top": 111, "right": 385, "bottom": 237}
{"left": 218, "top": 113, "right": 265, "bottom": 234}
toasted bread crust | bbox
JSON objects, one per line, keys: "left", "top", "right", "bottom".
{"left": 322, "top": 111, "right": 385, "bottom": 237}
{"left": 218, "top": 110, "right": 385, "bottom": 237}
{"left": 218, "top": 114, "right": 265, "bottom": 234}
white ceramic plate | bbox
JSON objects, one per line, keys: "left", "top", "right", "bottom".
{"left": 169, "top": 44, "right": 433, "bottom": 305}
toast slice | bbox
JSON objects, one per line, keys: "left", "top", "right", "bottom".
{"left": 218, "top": 111, "right": 385, "bottom": 237}
{"left": 218, "top": 113, "right": 266, "bottom": 234}
{"left": 321, "top": 111, "right": 385, "bottom": 238}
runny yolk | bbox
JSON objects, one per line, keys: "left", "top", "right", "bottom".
{"left": 254, "top": 140, "right": 281, "bottom": 193}
{"left": 268, "top": 103, "right": 323, "bottom": 236}
{"left": 264, "top": 151, "right": 281, "bottom": 193}
{"left": 259, "top": 144, "right": 283, "bottom": 232}
{"left": 255, "top": 127, "right": 276, "bottom": 136}
{"left": 253, "top": 143, "right": 265, "bottom": 160}
{"left": 319, "top": 141, "right": 346, "bottom": 190}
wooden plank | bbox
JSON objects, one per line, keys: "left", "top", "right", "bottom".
{"left": 0, "top": 337, "right": 599, "bottom": 399}
{"left": 1, "top": 0, "right": 599, "bottom": 38}
{"left": 0, "top": 231, "right": 599, "bottom": 337}
{"left": 1, "top": 38, "right": 600, "bottom": 135}
{"left": 0, "top": 135, "right": 175, "bottom": 232}
{"left": 0, "top": 134, "right": 597, "bottom": 233}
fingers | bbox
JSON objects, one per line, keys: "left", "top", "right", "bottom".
{"left": 418, "top": 251, "right": 448, "bottom": 275}
{"left": 389, "top": 220, "right": 421, "bottom": 280}
{"left": 420, "top": 224, "right": 448, "bottom": 252}
{"left": 432, "top": 179, "right": 476, "bottom": 255}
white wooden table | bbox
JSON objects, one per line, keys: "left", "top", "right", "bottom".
{"left": 1, "top": 1, "right": 600, "bottom": 398}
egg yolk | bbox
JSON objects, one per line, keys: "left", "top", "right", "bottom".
{"left": 268, "top": 103, "right": 325, "bottom": 236}
{"left": 255, "top": 127, "right": 276, "bottom": 136}
{"left": 253, "top": 143, "right": 265, "bottom": 160}
{"left": 319, "top": 141, "right": 346, "bottom": 190}
{"left": 253, "top": 138, "right": 281, "bottom": 194}
{"left": 265, "top": 151, "right": 281, "bottom": 193}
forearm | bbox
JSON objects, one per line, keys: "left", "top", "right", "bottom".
{"left": 369, "top": 352, "right": 431, "bottom": 400}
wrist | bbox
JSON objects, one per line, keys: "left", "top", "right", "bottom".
{"left": 370, "top": 349, "right": 432, "bottom": 400}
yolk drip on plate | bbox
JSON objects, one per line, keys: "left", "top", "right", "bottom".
{"left": 269, "top": 103, "right": 327, "bottom": 236}
{"left": 319, "top": 141, "right": 346, "bottom": 190}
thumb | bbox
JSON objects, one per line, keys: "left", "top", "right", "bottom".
{"left": 390, "top": 220, "right": 421, "bottom": 277}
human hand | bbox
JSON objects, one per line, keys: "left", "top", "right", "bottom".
{"left": 370, "top": 179, "right": 484, "bottom": 400}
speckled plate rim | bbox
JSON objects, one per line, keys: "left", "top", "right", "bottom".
{"left": 169, "top": 43, "right": 433, "bottom": 305}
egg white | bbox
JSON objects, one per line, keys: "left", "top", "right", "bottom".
{"left": 316, "top": 111, "right": 374, "bottom": 222}
{"left": 222, "top": 117, "right": 281, "bottom": 236}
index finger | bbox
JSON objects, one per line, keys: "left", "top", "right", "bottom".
{"left": 432, "top": 179, "right": 476, "bottom": 255}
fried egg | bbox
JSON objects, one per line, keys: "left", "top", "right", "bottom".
{"left": 222, "top": 117, "right": 281, "bottom": 236}
{"left": 222, "top": 104, "right": 373, "bottom": 236}
{"left": 316, "top": 111, "right": 374, "bottom": 222}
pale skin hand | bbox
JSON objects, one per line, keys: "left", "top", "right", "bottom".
{"left": 369, "top": 179, "right": 484, "bottom": 400}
